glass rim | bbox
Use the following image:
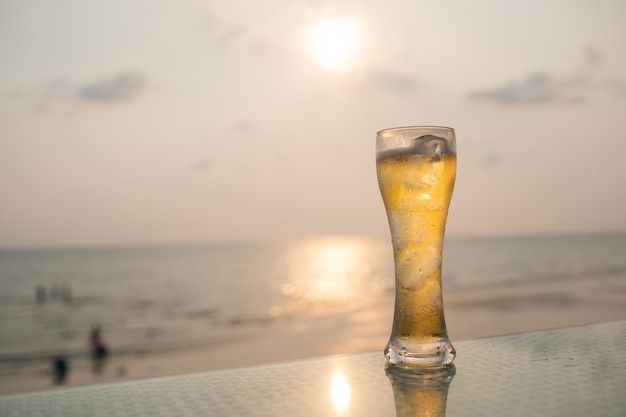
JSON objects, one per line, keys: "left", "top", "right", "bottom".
{"left": 376, "top": 125, "right": 455, "bottom": 135}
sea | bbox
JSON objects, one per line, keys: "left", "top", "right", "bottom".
{"left": 1, "top": 233, "right": 625, "bottom": 375}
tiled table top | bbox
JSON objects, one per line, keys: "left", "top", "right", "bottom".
{"left": 2, "top": 321, "right": 625, "bottom": 416}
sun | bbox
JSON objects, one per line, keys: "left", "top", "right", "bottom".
{"left": 310, "top": 19, "right": 359, "bottom": 70}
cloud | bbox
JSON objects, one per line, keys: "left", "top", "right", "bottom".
{"left": 582, "top": 45, "right": 602, "bottom": 68}
{"left": 468, "top": 72, "right": 586, "bottom": 105}
{"left": 33, "top": 78, "right": 75, "bottom": 113}
{"left": 208, "top": 25, "right": 291, "bottom": 63}
{"left": 468, "top": 47, "right": 624, "bottom": 105}
{"left": 366, "top": 67, "right": 418, "bottom": 94}
{"left": 27, "top": 70, "right": 148, "bottom": 114}
{"left": 190, "top": 159, "right": 214, "bottom": 173}
{"left": 78, "top": 71, "right": 147, "bottom": 103}
{"left": 604, "top": 78, "right": 626, "bottom": 97}
{"left": 229, "top": 120, "right": 255, "bottom": 133}
{"left": 482, "top": 153, "right": 500, "bottom": 168}
{"left": 209, "top": 26, "right": 247, "bottom": 50}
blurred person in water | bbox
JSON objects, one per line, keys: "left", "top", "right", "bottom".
{"left": 52, "top": 354, "right": 68, "bottom": 385}
{"left": 90, "top": 325, "right": 108, "bottom": 373}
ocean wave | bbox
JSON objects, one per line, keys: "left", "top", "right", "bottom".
{"left": 447, "top": 264, "right": 626, "bottom": 292}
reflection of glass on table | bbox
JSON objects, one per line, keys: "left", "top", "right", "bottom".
{"left": 386, "top": 364, "right": 455, "bottom": 417}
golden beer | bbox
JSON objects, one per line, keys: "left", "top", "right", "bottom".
{"left": 376, "top": 127, "right": 456, "bottom": 366}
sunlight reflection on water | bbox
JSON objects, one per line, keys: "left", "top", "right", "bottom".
{"left": 282, "top": 236, "right": 390, "bottom": 304}
{"left": 330, "top": 369, "right": 351, "bottom": 414}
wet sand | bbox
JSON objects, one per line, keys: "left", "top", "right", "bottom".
{"left": 1, "top": 272, "right": 625, "bottom": 395}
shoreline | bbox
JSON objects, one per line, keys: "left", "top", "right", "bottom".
{"left": 2, "top": 272, "right": 625, "bottom": 395}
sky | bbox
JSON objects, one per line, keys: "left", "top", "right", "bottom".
{"left": 1, "top": 0, "right": 625, "bottom": 248}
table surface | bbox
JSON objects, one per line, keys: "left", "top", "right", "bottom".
{"left": 2, "top": 321, "right": 625, "bottom": 417}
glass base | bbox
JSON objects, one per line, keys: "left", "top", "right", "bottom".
{"left": 385, "top": 338, "right": 456, "bottom": 367}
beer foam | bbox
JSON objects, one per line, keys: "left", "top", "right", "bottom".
{"left": 377, "top": 135, "right": 454, "bottom": 160}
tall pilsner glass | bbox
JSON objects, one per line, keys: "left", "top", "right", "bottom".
{"left": 376, "top": 126, "right": 456, "bottom": 367}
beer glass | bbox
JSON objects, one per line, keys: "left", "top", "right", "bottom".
{"left": 376, "top": 126, "right": 456, "bottom": 367}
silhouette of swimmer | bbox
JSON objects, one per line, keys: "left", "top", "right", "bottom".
{"left": 90, "top": 325, "right": 109, "bottom": 373}
{"left": 52, "top": 355, "right": 68, "bottom": 385}
{"left": 50, "top": 283, "right": 72, "bottom": 302}
{"left": 35, "top": 283, "right": 72, "bottom": 303}
{"left": 35, "top": 285, "right": 47, "bottom": 303}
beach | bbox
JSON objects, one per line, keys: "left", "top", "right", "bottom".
{"left": 2, "top": 265, "right": 624, "bottom": 395}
